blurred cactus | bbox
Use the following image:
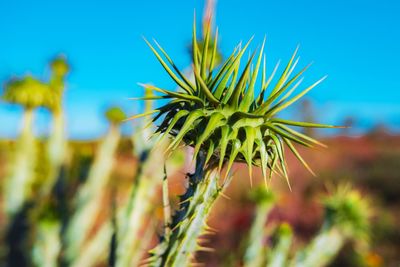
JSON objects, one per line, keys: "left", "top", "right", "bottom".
{"left": 268, "top": 223, "right": 293, "bottom": 267}
{"left": 42, "top": 56, "right": 70, "bottom": 198}
{"left": 114, "top": 88, "right": 184, "bottom": 267}
{"left": 242, "top": 185, "right": 370, "bottom": 267}
{"left": 67, "top": 90, "right": 184, "bottom": 267}
{"left": 65, "top": 106, "right": 126, "bottom": 262}
{"left": 2, "top": 76, "right": 50, "bottom": 216}
{"left": 32, "top": 205, "right": 61, "bottom": 267}
{"left": 291, "top": 185, "right": 370, "bottom": 267}
{"left": 105, "top": 106, "right": 127, "bottom": 125}
{"left": 244, "top": 187, "right": 275, "bottom": 267}
{"left": 2, "top": 56, "right": 70, "bottom": 217}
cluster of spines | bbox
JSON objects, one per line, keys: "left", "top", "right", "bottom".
{"left": 130, "top": 17, "right": 341, "bottom": 187}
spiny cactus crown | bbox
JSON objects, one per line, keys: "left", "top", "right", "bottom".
{"left": 50, "top": 55, "right": 69, "bottom": 78}
{"left": 132, "top": 17, "right": 339, "bottom": 186}
{"left": 324, "top": 185, "right": 370, "bottom": 239}
{"left": 105, "top": 106, "right": 126, "bottom": 125}
{"left": 3, "top": 76, "right": 56, "bottom": 110}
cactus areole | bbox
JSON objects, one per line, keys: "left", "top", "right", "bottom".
{"left": 132, "top": 17, "right": 339, "bottom": 186}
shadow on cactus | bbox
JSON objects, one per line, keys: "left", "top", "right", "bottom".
{"left": 132, "top": 17, "right": 341, "bottom": 187}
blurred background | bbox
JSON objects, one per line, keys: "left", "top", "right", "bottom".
{"left": 0, "top": 0, "right": 399, "bottom": 266}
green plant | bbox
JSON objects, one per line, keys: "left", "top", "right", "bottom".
{"left": 133, "top": 14, "right": 337, "bottom": 265}
{"left": 244, "top": 188, "right": 275, "bottom": 267}
{"left": 242, "top": 185, "right": 370, "bottom": 267}
{"left": 65, "top": 106, "right": 126, "bottom": 263}
{"left": 2, "top": 76, "right": 51, "bottom": 216}
{"left": 291, "top": 185, "right": 370, "bottom": 267}
{"left": 41, "top": 56, "right": 69, "bottom": 197}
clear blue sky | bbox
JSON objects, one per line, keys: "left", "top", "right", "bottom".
{"left": 1, "top": 0, "right": 399, "bottom": 138}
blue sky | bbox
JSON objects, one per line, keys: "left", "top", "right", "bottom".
{"left": 1, "top": 0, "right": 399, "bottom": 138}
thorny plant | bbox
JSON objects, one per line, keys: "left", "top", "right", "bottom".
{"left": 131, "top": 14, "right": 340, "bottom": 266}
{"left": 131, "top": 16, "right": 341, "bottom": 187}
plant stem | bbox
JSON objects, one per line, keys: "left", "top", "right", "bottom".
{"left": 150, "top": 152, "right": 227, "bottom": 267}
{"left": 244, "top": 191, "right": 275, "bottom": 267}
{"left": 268, "top": 223, "right": 293, "bottom": 267}
{"left": 65, "top": 123, "right": 121, "bottom": 262}
{"left": 32, "top": 219, "right": 61, "bottom": 267}
{"left": 291, "top": 227, "right": 345, "bottom": 267}
{"left": 41, "top": 110, "right": 67, "bottom": 197}
{"left": 4, "top": 108, "right": 36, "bottom": 217}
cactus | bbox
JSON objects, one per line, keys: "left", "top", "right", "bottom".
{"left": 132, "top": 11, "right": 335, "bottom": 264}
{"left": 31, "top": 206, "right": 61, "bottom": 267}
{"left": 2, "top": 76, "right": 52, "bottom": 216}
{"left": 268, "top": 223, "right": 293, "bottom": 267}
{"left": 291, "top": 185, "right": 370, "bottom": 267}
{"left": 244, "top": 188, "right": 275, "bottom": 267}
{"left": 65, "top": 106, "right": 126, "bottom": 262}
{"left": 41, "top": 56, "right": 70, "bottom": 197}
{"left": 114, "top": 88, "right": 184, "bottom": 267}
{"left": 114, "top": 140, "right": 167, "bottom": 267}
{"left": 148, "top": 167, "right": 230, "bottom": 266}
{"left": 241, "top": 185, "right": 370, "bottom": 267}
{"left": 68, "top": 89, "right": 184, "bottom": 267}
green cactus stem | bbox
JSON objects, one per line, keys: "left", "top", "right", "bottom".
{"left": 65, "top": 107, "right": 125, "bottom": 262}
{"left": 147, "top": 152, "right": 230, "bottom": 267}
{"left": 3, "top": 75, "right": 52, "bottom": 217}
{"left": 70, "top": 221, "right": 113, "bottom": 267}
{"left": 244, "top": 188, "right": 275, "bottom": 267}
{"left": 291, "top": 186, "right": 370, "bottom": 267}
{"left": 115, "top": 140, "right": 168, "bottom": 267}
{"left": 41, "top": 56, "right": 70, "bottom": 197}
{"left": 32, "top": 217, "right": 61, "bottom": 267}
{"left": 267, "top": 223, "right": 293, "bottom": 267}
{"left": 4, "top": 109, "right": 37, "bottom": 216}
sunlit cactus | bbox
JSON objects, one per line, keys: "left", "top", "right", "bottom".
{"left": 42, "top": 56, "right": 70, "bottom": 197}
{"left": 70, "top": 93, "right": 183, "bottom": 267}
{"left": 3, "top": 77, "right": 55, "bottom": 110}
{"left": 50, "top": 56, "right": 69, "bottom": 80}
{"left": 114, "top": 89, "right": 170, "bottom": 267}
{"left": 132, "top": 10, "right": 338, "bottom": 264}
{"left": 135, "top": 18, "right": 338, "bottom": 188}
{"left": 2, "top": 76, "right": 51, "bottom": 216}
{"left": 147, "top": 170, "right": 229, "bottom": 267}
{"left": 65, "top": 106, "right": 126, "bottom": 263}
{"left": 105, "top": 106, "right": 127, "bottom": 125}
